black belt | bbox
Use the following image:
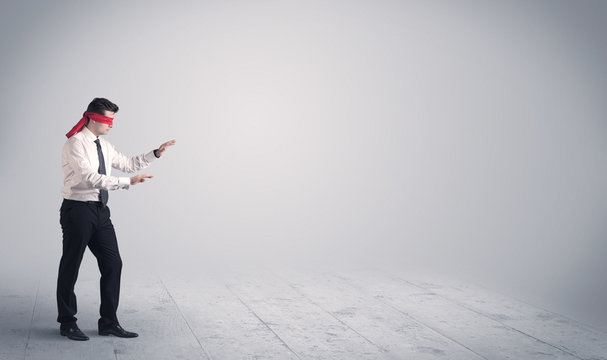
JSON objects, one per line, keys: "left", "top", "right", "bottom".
{"left": 63, "top": 199, "right": 105, "bottom": 206}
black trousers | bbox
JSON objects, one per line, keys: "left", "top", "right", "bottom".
{"left": 56, "top": 199, "right": 122, "bottom": 327}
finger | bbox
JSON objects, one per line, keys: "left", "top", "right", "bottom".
{"left": 141, "top": 174, "right": 154, "bottom": 178}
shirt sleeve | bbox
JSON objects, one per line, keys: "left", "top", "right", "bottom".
{"left": 110, "top": 143, "right": 156, "bottom": 174}
{"left": 65, "top": 138, "right": 130, "bottom": 191}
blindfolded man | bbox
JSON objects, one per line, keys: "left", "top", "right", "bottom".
{"left": 57, "top": 97, "right": 176, "bottom": 340}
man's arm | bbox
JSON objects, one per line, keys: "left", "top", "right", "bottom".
{"left": 111, "top": 139, "right": 176, "bottom": 173}
{"left": 110, "top": 146, "right": 155, "bottom": 174}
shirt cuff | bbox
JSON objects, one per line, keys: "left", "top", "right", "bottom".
{"left": 145, "top": 150, "right": 157, "bottom": 162}
{"left": 118, "top": 177, "right": 131, "bottom": 189}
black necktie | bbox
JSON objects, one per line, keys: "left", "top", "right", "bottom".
{"left": 94, "top": 139, "right": 109, "bottom": 206}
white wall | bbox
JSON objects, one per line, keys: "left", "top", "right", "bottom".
{"left": 1, "top": 0, "right": 606, "bottom": 328}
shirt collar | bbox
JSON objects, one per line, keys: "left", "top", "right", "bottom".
{"left": 81, "top": 126, "right": 99, "bottom": 143}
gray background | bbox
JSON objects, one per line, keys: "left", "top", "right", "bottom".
{"left": 1, "top": 0, "right": 606, "bottom": 329}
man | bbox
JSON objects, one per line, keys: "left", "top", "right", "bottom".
{"left": 57, "top": 97, "right": 176, "bottom": 341}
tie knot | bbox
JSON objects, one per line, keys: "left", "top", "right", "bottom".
{"left": 94, "top": 139, "right": 100, "bottom": 145}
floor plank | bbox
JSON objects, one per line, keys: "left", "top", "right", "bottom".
{"left": 226, "top": 271, "right": 392, "bottom": 360}
{"left": 161, "top": 273, "right": 300, "bottom": 360}
{"left": 270, "top": 269, "right": 485, "bottom": 359}
{"left": 112, "top": 273, "right": 211, "bottom": 360}
{"left": 399, "top": 272, "right": 607, "bottom": 360}
{"left": 337, "top": 269, "right": 581, "bottom": 360}
{"left": 0, "top": 275, "right": 40, "bottom": 360}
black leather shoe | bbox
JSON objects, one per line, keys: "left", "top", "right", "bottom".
{"left": 98, "top": 324, "right": 139, "bottom": 338}
{"left": 60, "top": 325, "right": 89, "bottom": 341}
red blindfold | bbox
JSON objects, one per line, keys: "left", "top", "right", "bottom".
{"left": 66, "top": 112, "right": 114, "bottom": 138}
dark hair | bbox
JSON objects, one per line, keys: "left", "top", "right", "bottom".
{"left": 86, "top": 97, "right": 119, "bottom": 116}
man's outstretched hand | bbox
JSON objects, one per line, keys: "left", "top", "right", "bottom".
{"left": 131, "top": 140, "right": 175, "bottom": 185}
{"left": 130, "top": 174, "right": 154, "bottom": 185}
{"left": 156, "top": 139, "right": 176, "bottom": 157}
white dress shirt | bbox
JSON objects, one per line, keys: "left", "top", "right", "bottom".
{"left": 61, "top": 126, "right": 156, "bottom": 202}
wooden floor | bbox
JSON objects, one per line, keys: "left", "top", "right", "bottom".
{"left": 2, "top": 267, "right": 606, "bottom": 360}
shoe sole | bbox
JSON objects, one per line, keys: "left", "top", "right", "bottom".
{"left": 98, "top": 331, "right": 138, "bottom": 338}
{"left": 60, "top": 331, "right": 89, "bottom": 341}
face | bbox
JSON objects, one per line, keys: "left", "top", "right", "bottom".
{"left": 88, "top": 110, "right": 114, "bottom": 136}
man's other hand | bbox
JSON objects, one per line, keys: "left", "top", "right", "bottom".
{"left": 130, "top": 174, "right": 154, "bottom": 185}
{"left": 156, "top": 139, "right": 176, "bottom": 157}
